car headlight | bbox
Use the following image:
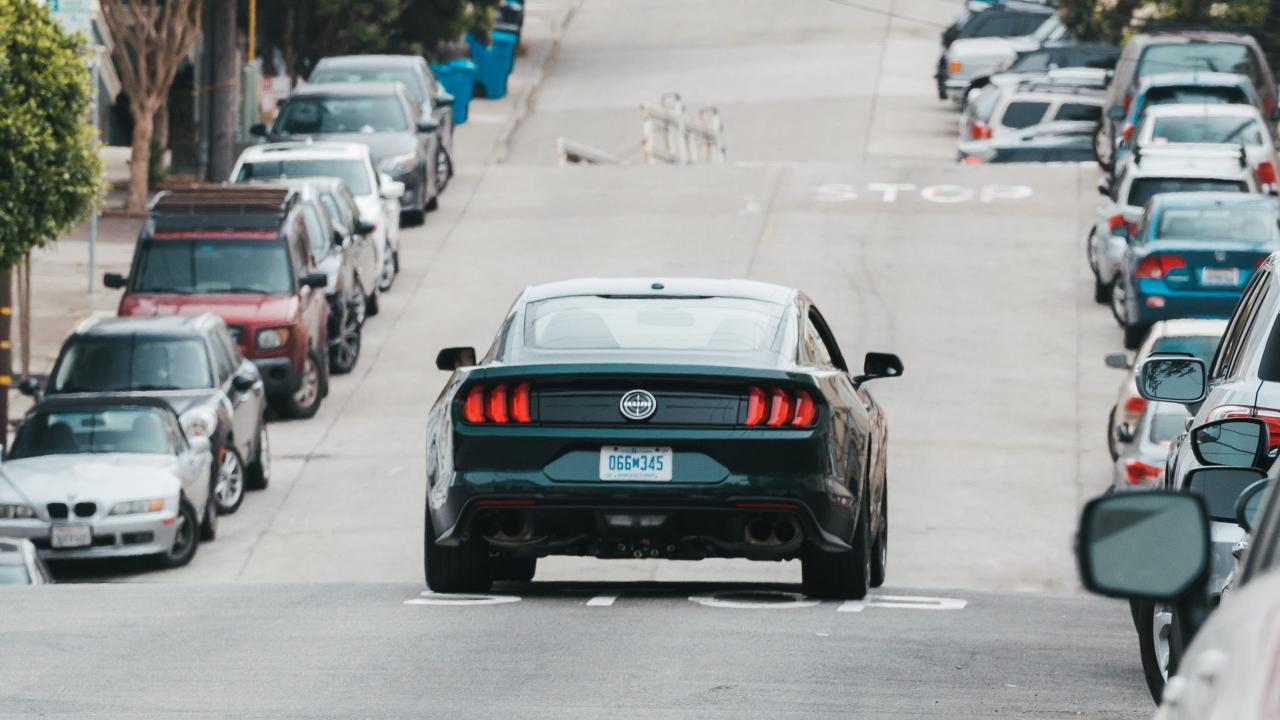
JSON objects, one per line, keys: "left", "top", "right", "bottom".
{"left": 180, "top": 408, "right": 218, "bottom": 441}
{"left": 379, "top": 152, "right": 418, "bottom": 177}
{"left": 256, "top": 327, "right": 291, "bottom": 350}
{"left": 0, "top": 503, "right": 35, "bottom": 519}
{"left": 948, "top": 60, "right": 962, "bottom": 74}
{"left": 109, "top": 498, "right": 166, "bottom": 516}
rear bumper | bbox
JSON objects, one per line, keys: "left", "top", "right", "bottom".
{"left": 253, "top": 357, "right": 301, "bottom": 397}
{"left": 1130, "top": 287, "right": 1242, "bottom": 324}
{"left": 0, "top": 517, "right": 179, "bottom": 560}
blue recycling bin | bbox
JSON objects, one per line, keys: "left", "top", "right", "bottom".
{"left": 466, "top": 31, "right": 518, "bottom": 99}
{"left": 430, "top": 59, "right": 476, "bottom": 125}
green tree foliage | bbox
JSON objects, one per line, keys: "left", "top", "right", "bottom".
{"left": 0, "top": 0, "right": 102, "bottom": 269}
{"left": 257, "top": 0, "right": 500, "bottom": 80}
{"left": 1058, "top": 0, "right": 1270, "bottom": 45}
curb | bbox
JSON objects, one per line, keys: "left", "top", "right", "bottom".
{"left": 493, "top": 0, "right": 584, "bottom": 164}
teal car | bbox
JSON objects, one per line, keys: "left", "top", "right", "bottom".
{"left": 423, "top": 279, "right": 903, "bottom": 598}
{"left": 1114, "top": 192, "right": 1280, "bottom": 349}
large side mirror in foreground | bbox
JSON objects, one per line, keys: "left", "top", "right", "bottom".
{"left": 1077, "top": 491, "right": 1209, "bottom": 602}
{"left": 436, "top": 346, "right": 477, "bottom": 371}
{"left": 1191, "top": 418, "right": 1268, "bottom": 468}
{"left": 1136, "top": 356, "right": 1206, "bottom": 404}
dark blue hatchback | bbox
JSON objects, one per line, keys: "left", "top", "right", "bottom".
{"left": 1115, "top": 192, "right": 1280, "bottom": 349}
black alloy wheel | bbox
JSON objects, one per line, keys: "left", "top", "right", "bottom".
{"left": 329, "top": 294, "right": 363, "bottom": 375}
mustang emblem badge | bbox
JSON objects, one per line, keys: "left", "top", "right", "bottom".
{"left": 619, "top": 390, "right": 657, "bottom": 421}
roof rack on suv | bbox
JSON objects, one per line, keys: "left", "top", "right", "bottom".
{"left": 1133, "top": 143, "right": 1247, "bottom": 167}
{"left": 147, "top": 185, "right": 297, "bottom": 232}
{"left": 1014, "top": 81, "right": 1107, "bottom": 96}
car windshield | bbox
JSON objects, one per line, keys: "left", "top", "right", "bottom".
{"left": 236, "top": 159, "right": 371, "bottom": 195}
{"left": 133, "top": 240, "right": 294, "bottom": 295}
{"left": 9, "top": 408, "right": 172, "bottom": 459}
{"left": 1187, "top": 468, "right": 1265, "bottom": 522}
{"left": 1152, "top": 334, "right": 1221, "bottom": 364}
{"left": 519, "top": 296, "right": 787, "bottom": 355}
{"left": 274, "top": 96, "right": 408, "bottom": 135}
{"left": 1127, "top": 178, "right": 1246, "bottom": 207}
{"left": 1155, "top": 208, "right": 1280, "bottom": 243}
{"left": 1138, "top": 43, "right": 1256, "bottom": 79}
{"left": 310, "top": 68, "right": 426, "bottom": 104}
{"left": 0, "top": 564, "right": 30, "bottom": 585}
{"left": 1146, "top": 115, "right": 1264, "bottom": 147}
{"left": 52, "top": 338, "right": 212, "bottom": 393}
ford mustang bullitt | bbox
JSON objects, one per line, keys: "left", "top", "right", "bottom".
{"left": 423, "top": 279, "right": 902, "bottom": 598}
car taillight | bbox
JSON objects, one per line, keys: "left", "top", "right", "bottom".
{"left": 961, "top": 155, "right": 984, "bottom": 165}
{"left": 969, "top": 121, "right": 992, "bottom": 140}
{"left": 1108, "top": 214, "right": 1136, "bottom": 237}
{"left": 1134, "top": 254, "right": 1186, "bottom": 280}
{"left": 461, "top": 382, "right": 534, "bottom": 424}
{"left": 1258, "top": 161, "right": 1277, "bottom": 185}
{"left": 745, "top": 386, "right": 819, "bottom": 428}
{"left": 1206, "top": 405, "right": 1280, "bottom": 449}
{"left": 1122, "top": 124, "right": 1135, "bottom": 141}
{"left": 1121, "top": 395, "right": 1147, "bottom": 423}
{"left": 1125, "top": 459, "right": 1162, "bottom": 485}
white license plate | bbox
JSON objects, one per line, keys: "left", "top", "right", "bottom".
{"left": 50, "top": 525, "right": 92, "bottom": 549}
{"left": 599, "top": 446, "right": 673, "bottom": 482}
{"left": 1201, "top": 267, "right": 1240, "bottom": 286}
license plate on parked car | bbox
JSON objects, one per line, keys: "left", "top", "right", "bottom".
{"left": 1201, "top": 267, "right": 1240, "bottom": 287}
{"left": 50, "top": 525, "right": 92, "bottom": 549}
{"left": 599, "top": 446, "right": 673, "bottom": 482}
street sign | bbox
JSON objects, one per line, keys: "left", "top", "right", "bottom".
{"left": 46, "top": 0, "right": 93, "bottom": 37}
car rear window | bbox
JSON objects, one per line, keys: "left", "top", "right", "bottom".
{"left": 1001, "top": 101, "right": 1050, "bottom": 129}
{"left": 237, "top": 158, "right": 371, "bottom": 195}
{"left": 310, "top": 68, "right": 427, "bottom": 105}
{"left": 1137, "top": 43, "right": 1258, "bottom": 81}
{"left": 1151, "top": 335, "right": 1221, "bottom": 364}
{"left": 1054, "top": 103, "right": 1101, "bottom": 122}
{"left": 519, "top": 296, "right": 786, "bottom": 355}
{"left": 52, "top": 338, "right": 213, "bottom": 393}
{"left": 1155, "top": 208, "right": 1280, "bottom": 243}
{"left": 275, "top": 95, "right": 408, "bottom": 135}
{"left": 1127, "top": 178, "right": 1247, "bottom": 207}
{"left": 1145, "top": 86, "right": 1249, "bottom": 109}
{"left": 989, "top": 145, "right": 1093, "bottom": 163}
{"left": 133, "top": 239, "right": 294, "bottom": 295}
{"left": 1187, "top": 467, "right": 1265, "bottom": 522}
{"left": 1147, "top": 115, "right": 1264, "bottom": 147}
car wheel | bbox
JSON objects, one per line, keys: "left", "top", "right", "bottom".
{"left": 870, "top": 480, "right": 887, "bottom": 589}
{"left": 156, "top": 500, "right": 199, "bottom": 569}
{"left": 200, "top": 467, "right": 218, "bottom": 542}
{"left": 1093, "top": 272, "right": 1111, "bottom": 304}
{"left": 246, "top": 422, "right": 271, "bottom": 490}
{"left": 426, "top": 194, "right": 439, "bottom": 212}
{"left": 1124, "top": 322, "right": 1149, "bottom": 351}
{"left": 1110, "top": 278, "right": 1129, "bottom": 325}
{"left": 1137, "top": 601, "right": 1171, "bottom": 703}
{"left": 378, "top": 251, "right": 397, "bottom": 293}
{"left": 423, "top": 501, "right": 493, "bottom": 593}
{"left": 801, "top": 488, "right": 871, "bottom": 600}
{"left": 436, "top": 147, "right": 452, "bottom": 192}
{"left": 213, "top": 446, "right": 246, "bottom": 515}
{"left": 492, "top": 555, "right": 537, "bottom": 583}
{"left": 1107, "top": 405, "right": 1120, "bottom": 461}
{"left": 365, "top": 288, "right": 380, "bottom": 317}
{"left": 402, "top": 209, "right": 425, "bottom": 227}
{"left": 328, "top": 298, "right": 362, "bottom": 375}
{"left": 272, "top": 349, "right": 324, "bottom": 420}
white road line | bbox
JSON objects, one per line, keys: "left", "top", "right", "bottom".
{"left": 586, "top": 594, "right": 618, "bottom": 607}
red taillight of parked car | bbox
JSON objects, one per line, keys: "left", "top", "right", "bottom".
{"left": 969, "top": 122, "right": 993, "bottom": 140}
{"left": 1121, "top": 124, "right": 1135, "bottom": 141}
{"left": 1121, "top": 395, "right": 1147, "bottom": 425}
{"left": 1206, "top": 404, "right": 1280, "bottom": 449}
{"left": 1257, "top": 161, "right": 1278, "bottom": 185}
{"left": 1125, "top": 460, "right": 1162, "bottom": 485}
{"left": 461, "top": 382, "right": 534, "bottom": 424}
{"left": 744, "top": 386, "right": 819, "bottom": 428}
{"left": 1134, "top": 254, "right": 1187, "bottom": 280}
{"left": 1108, "top": 214, "right": 1136, "bottom": 237}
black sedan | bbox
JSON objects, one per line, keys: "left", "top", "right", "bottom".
{"left": 423, "top": 278, "right": 902, "bottom": 598}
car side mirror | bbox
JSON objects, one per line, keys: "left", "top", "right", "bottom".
{"left": 1076, "top": 491, "right": 1210, "bottom": 601}
{"left": 16, "top": 377, "right": 41, "bottom": 398}
{"left": 354, "top": 218, "right": 376, "bottom": 235}
{"left": 436, "top": 346, "right": 477, "bottom": 371}
{"left": 231, "top": 371, "right": 257, "bottom": 393}
{"left": 1104, "top": 352, "right": 1131, "bottom": 370}
{"left": 1191, "top": 418, "right": 1268, "bottom": 468}
{"left": 435, "top": 91, "right": 454, "bottom": 108}
{"left": 416, "top": 116, "right": 440, "bottom": 134}
{"left": 1106, "top": 106, "right": 1125, "bottom": 121}
{"left": 300, "top": 272, "right": 328, "bottom": 290}
{"left": 332, "top": 230, "right": 348, "bottom": 248}
{"left": 103, "top": 272, "right": 128, "bottom": 289}
{"left": 853, "top": 352, "right": 903, "bottom": 387}
{"left": 1235, "top": 478, "right": 1272, "bottom": 533}
{"left": 249, "top": 123, "right": 268, "bottom": 138}
{"left": 1136, "top": 356, "right": 1206, "bottom": 404}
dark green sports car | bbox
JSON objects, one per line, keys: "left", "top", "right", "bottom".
{"left": 423, "top": 278, "right": 902, "bottom": 598}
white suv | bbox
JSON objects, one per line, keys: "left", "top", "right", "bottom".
{"left": 231, "top": 142, "right": 404, "bottom": 294}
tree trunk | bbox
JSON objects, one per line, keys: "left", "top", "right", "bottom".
{"left": 154, "top": 95, "right": 170, "bottom": 154}
{"left": 127, "top": 105, "right": 156, "bottom": 215}
{"left": 208, "top": 0, "right": 238, "bottom": 181}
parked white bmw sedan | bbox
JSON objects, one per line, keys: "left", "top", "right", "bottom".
{"left": 0, "top": 397, "right": 214, "bottom": 569}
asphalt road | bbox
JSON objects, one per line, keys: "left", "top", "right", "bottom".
{"left": 4, "top": 0, "right": 1155, "bottom": 717}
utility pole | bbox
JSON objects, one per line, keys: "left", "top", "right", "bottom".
{"left": 207, "top": 0, "right": 237, "bottom": 181}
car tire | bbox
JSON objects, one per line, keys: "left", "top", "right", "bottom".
{"left": 870, "top": 480, "right": 888, "bottom": 589}
{"left": 365, "top": 288, "right": 380, "bottom": 317}
{"left": 246, "top": 422, "right": 271, "bottom": 490}
{"left": 493, "top": 555, "right": 537, "bottom": 583}
{"left": 1124, "top": 322, "right": 1149, "bottom": 351}
{"left": 423, "top": 504, "right": 493, "bottom": 593}
{"left": 1107, "top": 405, "right": 1120, "bottom": 461}
{"left": 402, "top": 209, "right": 425, "bottom": 227}
{"left": 328, "top": 298, "right": 362, "bottom": 375}
{"left": 801, "top": 489, "right": 871, "bottom": 600}
{"left": 378, "top": 251, "right": 397, "bottom": 293}
{"left": 271, "top": 349, "right": 324, "bottom": 420}
{"left": 200, "top": 468, "right": 219, "bottom": 542}
{"left": 156, "top": 500, "right": 199, "bottom": 569}
{"left": 213, "top": 445, "right": 246, "bottom": 515}
{"left": 1137, "top": 601, "right": 1171, "bottom": 704}
{"left": 426, "top": 194, "right": 439, "bottom": 212}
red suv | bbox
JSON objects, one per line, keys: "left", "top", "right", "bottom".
{"left": 106, "top": 186, "right": 331, "bottom": 419}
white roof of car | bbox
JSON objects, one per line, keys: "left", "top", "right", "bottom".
{"left": 1125, "top": 150, "right": 1251, "bottom": 179}
{"left": 237, "top": 142, "right": 371, "bottom": 162}
{"left": 1150, "top": 318, "right": 1230, "bottom": 338}
{"left": 1142, "top": 103, "right": 1264, "bottom": 120}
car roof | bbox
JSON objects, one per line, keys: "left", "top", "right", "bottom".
{"left": 1143, "top": 103, "right": 1262, "bottom": 119}
{"left": 1151, "top": 317, "right": 1230, "bottom": 337}
{"left": 72, "top": 314, "right": 222, "bottom": 337}
{"left": 1137, "top": 71, "right": 1252, "bottom": 89}
{"left": 314, "top": 55, "right": 421, "bottom": 69}
{"left": 289, "top": 82, "right": 405, "bottom": 98}
{"left": 1127, "top": 151, "right": 1249, "bottom": 178}
{"left": 1130, "top": 30, "right": 1260, "bottom": 47}
{"left": 521, "top": 278, "right": 798, "bottom": 305}
{"left": 1148, "top": 191, "right": 1278, "bottom": 209}
{"left": 28, "top": 394, "right": 181, "bottom": 416}
{"left": 1006, "top": 88, "right": 1105, "bottom": 103}
{"left": 238, "top": 142, "right": 371, "bottom": 162}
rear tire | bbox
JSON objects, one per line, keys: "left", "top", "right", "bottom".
{"left": 870, "top": 479, "right": 888, "bottom": 589}
{"left": 245, "top": 422, "right": 271, "bottom": 490}
{"left": 1124, "top": 322, "right": 1149, "bottom": 351}
{"left": 213, "top": 446, "right": 246, "bottom": 515}
{"left": 493, "top": 555, "right": 537, "bottom": 583}
{"left": 423, "top": 505, "right": 493, "bottom": 593}
{"left": 270, "top": 349, "right": 324, "bottom": 420}
{"left": 1137, "top": 601, "right": 1171, "bottom": 704}
{"left": 200, "top": 472, "right": 218, "bottom": 542}
{"left": 365, "top": 288, "right": 380, "bottom": 317}
{"left": 802, "top": 489, "right": 871, "bottom": 600}
{"left": 328, "top": 297, "right": 362, "bottom": 375}
{"left": 1107, "top": 405, "right": 1121, "bottom": 461}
